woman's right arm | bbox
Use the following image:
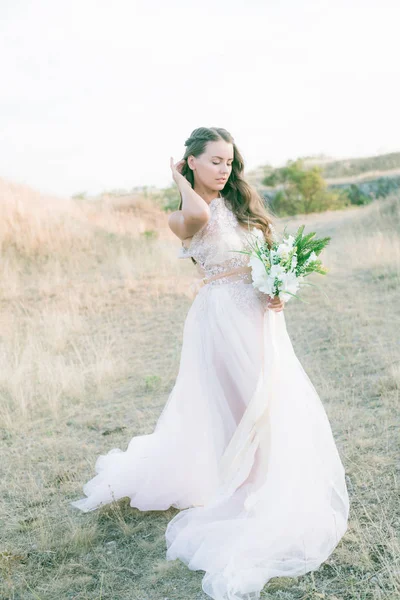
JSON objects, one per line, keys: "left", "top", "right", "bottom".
{"left": 168, "top": 158, "right": 210, "bottom": 240}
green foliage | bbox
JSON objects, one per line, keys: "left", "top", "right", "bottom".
{"left": 342, "top": 184, "right": 371, "bottom": 206}
{"left": 263, "top": 159, "right": 350, "bottom": 216}
{"left": 375, "top": 176, "right": 400, "bottom": 198}
{"left": 143, "top": 374, "right": 162, "bottom": 392}
{"left": 141, "top": 229, "right": 158, "bottom": 240}
{"left": 71, "top": 191, "right": 87, "bottom": 200}
{"left": 290, "top": 224, "right": 331, "bottom": 274}
{"left": 159, "top": 185, "right": 181, "bottom": 212}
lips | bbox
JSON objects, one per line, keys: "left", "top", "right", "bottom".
{"left": 217, "top": 179, "right": 227, "bottom": 182}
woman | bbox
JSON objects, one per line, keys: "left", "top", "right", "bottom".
{"left": 71, "top": 127, "right": 349, "bottom": 600}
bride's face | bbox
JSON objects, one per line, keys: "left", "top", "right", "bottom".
{"left": 189, "top": 140, "right": 234, "bottom": 192}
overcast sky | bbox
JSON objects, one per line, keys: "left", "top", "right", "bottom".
{"left": 1, "top": 0, "right": 399, "bottom": 198}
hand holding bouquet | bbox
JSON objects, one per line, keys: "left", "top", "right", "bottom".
{"left": 239, "top": 223, "right": 331, "bottom": 304}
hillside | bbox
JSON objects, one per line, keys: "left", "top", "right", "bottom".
{"left": 247, "top": 151, "right": 400, "bottom": 199}
{"left": 0, "top": 177, "right": 399, "bottom": 599}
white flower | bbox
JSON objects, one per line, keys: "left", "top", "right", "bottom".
{"left": 251, "top": 227, "right": 264, "bottom": 241}
{"left": 249, "top": 254, "right": 274, "bottom": 295}
{"left": 279, "top": 270, "right": 300, "bottom": 302}
{"left": 285, "top": 234, "right": 295, "bottom": 248}
{"left": 249, "top": 254, "right": 268, "bottom": 285}
{"left": 258, "top": 278, "right": 275, "bottom": 295}
{"left": 250, "top": 251, "right": 302, "bottom": 301}
{"left": 305, "top": 251, "right": 318, "bottom": 264}
{"left": 276, "top": 242, "right": 292, "bottom": 261}
{"left": 269, "top": 264, "right": 286, "bottom": 280}
{"left": 269, "top": 249, "right": 278, "bottom": 263}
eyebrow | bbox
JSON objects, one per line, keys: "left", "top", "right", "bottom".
{"left": 211, "top": 156, "right": 234, "bottom": 160}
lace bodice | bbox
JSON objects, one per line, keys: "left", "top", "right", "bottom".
{"left": 177, "top": 196, "right": 263, "bottom": 285}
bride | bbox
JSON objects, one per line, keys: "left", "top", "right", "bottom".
{"left": 71, "top": 127, "right": 350, "bottom": 600}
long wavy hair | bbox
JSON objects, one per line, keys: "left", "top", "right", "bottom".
{"left": 178, "top": 127, "right": 276, "bottom": 263}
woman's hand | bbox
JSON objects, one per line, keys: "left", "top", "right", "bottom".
{"left": 266, "top": 294, "right": 285, "bottom": 312}
{"left": 170, "top": 157, "right": 191, "bottom": 190}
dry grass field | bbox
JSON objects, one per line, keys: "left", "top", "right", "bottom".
{"left": 0, "top": 177, "right": 399, "bottom": 600}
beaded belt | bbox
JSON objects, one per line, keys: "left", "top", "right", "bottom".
{"left": 198, "top": 265, "right": 253, "bottom": 288}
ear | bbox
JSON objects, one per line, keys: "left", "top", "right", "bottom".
{"left": 187, "top": 155, "right": 195, "bottom": 171}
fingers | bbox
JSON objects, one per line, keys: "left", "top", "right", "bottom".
{"left": 170, "top": 157, "right": 185, "bottom": 172}
{"left": 266, "top": 295, "right": 285, "bottom": 312}
{"left": 267, "top": 304, "right": 284, "bottom": 312}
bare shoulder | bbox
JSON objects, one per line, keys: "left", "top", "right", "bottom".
{"left": 168, "top": 209, "right": 210, "bottom": 243}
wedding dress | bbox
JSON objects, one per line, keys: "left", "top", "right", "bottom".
{"left": 71, "top": 195, "right": 350, "bottom": 600}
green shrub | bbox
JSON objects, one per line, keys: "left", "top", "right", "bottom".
{"left": 264, "top": 159, "right": 350, "bottom": 216}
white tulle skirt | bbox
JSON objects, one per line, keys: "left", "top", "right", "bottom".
{"left": 71, "top": 281, "right": 349, "bottom": 600}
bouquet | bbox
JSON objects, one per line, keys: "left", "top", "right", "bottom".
{"left": 234, "top": 223, "right": 331, "bottom": 303}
